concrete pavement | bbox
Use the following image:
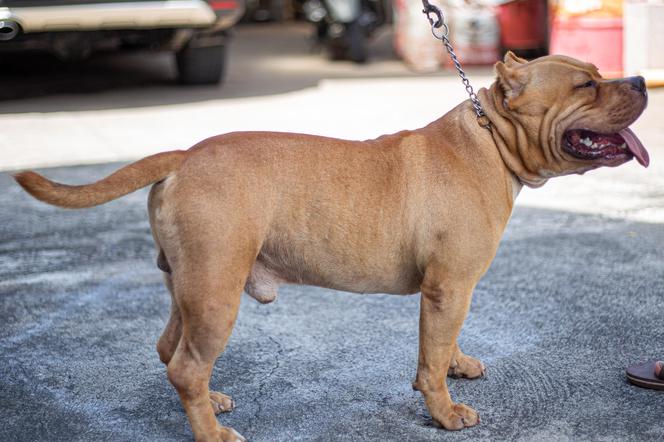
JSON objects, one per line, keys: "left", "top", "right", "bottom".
{"left": 1, "top": 22, "right": 663, "bottom": 441}
{"left": 1, "top": 165, "right": 663, "bottom": 441}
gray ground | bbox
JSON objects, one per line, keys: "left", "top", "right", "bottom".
{"left": 1, "top": 20, "right": 664, "bottom": 442}
{"left": 1, "top": 163, "right": 662, "bottom": 442}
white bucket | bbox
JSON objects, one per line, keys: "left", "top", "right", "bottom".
{"left": 448, "top": 5, "right": 500, "bottom": 66}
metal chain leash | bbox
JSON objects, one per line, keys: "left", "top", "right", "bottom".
{"left": 421, "top": 0, "right": 491, "bottom": 129}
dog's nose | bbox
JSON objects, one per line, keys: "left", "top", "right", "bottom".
{"left": 628, "top": 76, "right": 647, "bottom": 96}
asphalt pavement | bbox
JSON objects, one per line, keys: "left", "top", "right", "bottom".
{"left": 1, "top": 22, "right": 664, "bottom": 442}
{"left": 1, "top": 164, "right": 663, "bottom": 441}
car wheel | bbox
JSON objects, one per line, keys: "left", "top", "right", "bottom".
{"left": 176, "top": 43, "right": 226, "bottom": 85}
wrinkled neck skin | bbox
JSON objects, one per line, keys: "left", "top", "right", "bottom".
{"left": 478, "top": 85, "right": 550, "bottom": 188}
{"left": 426, "top": 100, "right": 524, "bottom": 206}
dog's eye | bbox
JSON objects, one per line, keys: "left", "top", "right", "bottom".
{"left": 576, "top": 80, "right": 597, "bottom": 89}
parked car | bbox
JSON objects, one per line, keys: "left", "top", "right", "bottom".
{"left": 0, "top": 0, "right": 245, "bottom": 85}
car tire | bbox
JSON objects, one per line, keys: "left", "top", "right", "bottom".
{"left": 176, "top": 43, "right": 226, "bottom": 85}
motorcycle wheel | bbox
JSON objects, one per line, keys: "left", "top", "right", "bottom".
{"left": 346, "top": 21, "right": 367, "bottom": 63}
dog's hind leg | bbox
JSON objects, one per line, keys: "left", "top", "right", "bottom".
{"left": 166, "top": 241, "right": 255, "bottom": 442}
{"left": 150, "top": 185, "right": 184, "bottom": 367}
{"left": 157, "top": 256, "right": 237, "bottom": 417}
{"left": 157, "top": 273, "right": 181, "bottom": 365}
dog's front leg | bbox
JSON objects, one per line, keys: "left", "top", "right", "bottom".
{"left": 413, "top": 266, "right": 479, "bottom": 430}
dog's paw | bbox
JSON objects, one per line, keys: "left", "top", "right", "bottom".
{"left": 432, "top": 402, "right": 480, "bottom": 430}
{"left": 448, "top": 353, "right": 486, "bottom": 379}
{"left": 210, "top": 391, "right": 235, "bottom": 414}
{"left": 217, "top": 425, "right": 245, "bottom": 442}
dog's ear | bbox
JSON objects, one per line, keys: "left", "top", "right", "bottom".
{"left": 503, "top": 51, "right": 527, "bottom": 67}
{"left": 495, "top": 61, "right": 528, "bottom": 108}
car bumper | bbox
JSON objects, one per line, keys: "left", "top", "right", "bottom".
{"left": 0, "top": 0, "right": 237, "bottom": 34}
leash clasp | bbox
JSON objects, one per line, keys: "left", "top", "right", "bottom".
{"left": 421, "top": 0, "right": 443, "bottom": 29}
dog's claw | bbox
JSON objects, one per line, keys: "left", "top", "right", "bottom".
{"left": 217, "top": 426, "right": 245, "bottom": 442}
{"left": 210, "top": 391, "right": 235, "bottom": 414}
{"left": 448, "top": 354, "right": 486, "bottom": 380}
{"left": 431, "top": 402, "right": 480, "bottom": 430}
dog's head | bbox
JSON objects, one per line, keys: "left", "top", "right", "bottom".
{"left": 483, "top": 52, "right": 649, "bottom": 184}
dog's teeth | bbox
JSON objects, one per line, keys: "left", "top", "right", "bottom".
{"left": 581, "top": 138, "right": 593, "bottom": 147}
{"left": 620, "top": 143, "right": 627, "bottom": 149}
{"left": 591, "top": 143, "right": 600, "bottom": 150}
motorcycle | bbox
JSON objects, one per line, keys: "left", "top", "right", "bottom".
{"left": 302, "top": 0, "right": 390, "bottom": 63}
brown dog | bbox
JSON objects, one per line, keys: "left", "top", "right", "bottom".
{"left": 14, "top": 53, "right": 649, "bottom": 441}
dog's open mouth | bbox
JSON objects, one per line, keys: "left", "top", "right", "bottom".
{"left": 563, "top": 128, "right": 650, "bottom": 167}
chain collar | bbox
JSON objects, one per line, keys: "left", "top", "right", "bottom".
{"left": 421, "top": 0, "right": 491, "bottom": 130}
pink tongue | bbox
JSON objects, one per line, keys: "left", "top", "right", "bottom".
{"left": 619, "top": 128, "right": 650, "bottom": 167}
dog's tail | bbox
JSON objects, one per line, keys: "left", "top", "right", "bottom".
{"left": 13, "top": 150, "right": 186, "bottom": 209}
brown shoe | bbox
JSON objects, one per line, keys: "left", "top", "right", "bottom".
{"left": 626, "top": 360, "right": 664, "bottom": 391}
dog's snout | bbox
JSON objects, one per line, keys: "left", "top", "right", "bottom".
{"left": 628, "top": 76, "right": 647, "bottom": 96}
